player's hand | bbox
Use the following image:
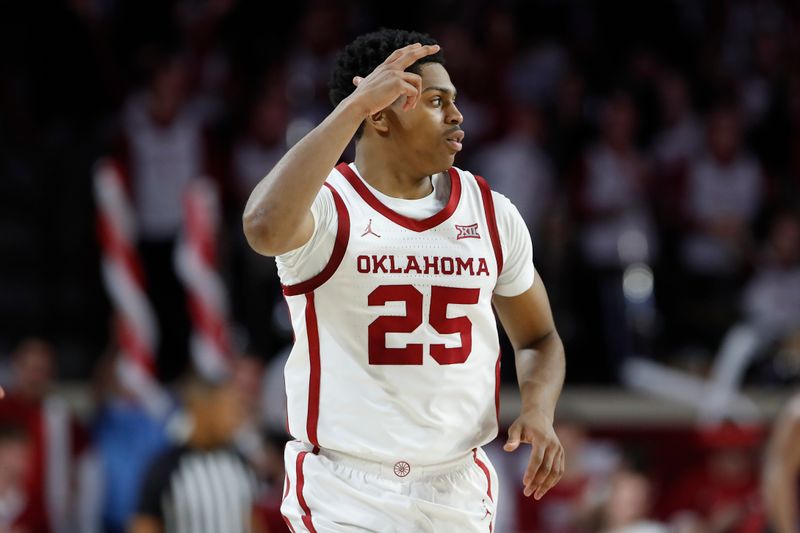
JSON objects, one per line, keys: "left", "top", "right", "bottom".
{"left": 504, "top": 409, "right": 564, "bottom": 500}
{"left": 348, "top": 43, "right": 440, "bottom": 116}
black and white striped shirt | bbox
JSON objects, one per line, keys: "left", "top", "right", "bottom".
{"left": 137, "top": 446, "right": 257, "bottom": 533}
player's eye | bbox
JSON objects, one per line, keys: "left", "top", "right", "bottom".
{"left": 431, "top": 97, "right": 442, "bottom": 107}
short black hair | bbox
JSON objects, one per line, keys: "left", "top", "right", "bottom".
{"left": 329, "top": 29, "right": 444, "bottom": 136}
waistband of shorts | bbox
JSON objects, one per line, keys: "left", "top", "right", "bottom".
{"left": 317, "top": 447, "right": 478, "bottom": 480}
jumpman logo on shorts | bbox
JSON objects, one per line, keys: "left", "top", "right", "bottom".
{"left": 481, "top": 499, "right": 492, "bottom": 520}
{"left": 361, "top": 219, "right": 381, "bottom": 238}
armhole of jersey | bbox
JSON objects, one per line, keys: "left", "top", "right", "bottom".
{"left": 475, "top": 175, "right": 504, "bottom": 276}
{"left": 281, "top": 183, "right": 350, "bottom": 296}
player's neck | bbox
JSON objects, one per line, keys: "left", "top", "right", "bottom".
{"left": 354, "top": 152, "right": 434, "bottom": 200}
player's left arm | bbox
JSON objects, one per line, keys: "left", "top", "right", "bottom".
{"left": 493, "top": 272, "right": 566, "bottom": 500}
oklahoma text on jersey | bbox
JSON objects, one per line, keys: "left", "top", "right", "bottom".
{"left": 355, "top": 254, "right": 490, "bottom": 276}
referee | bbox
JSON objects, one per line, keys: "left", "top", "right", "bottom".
{"left": 129, "top": 376, "right": 262, "bottom": 533}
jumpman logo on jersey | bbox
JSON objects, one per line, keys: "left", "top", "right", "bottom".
{"left": 361, "top": 219, "right": 381, "bottom": 238}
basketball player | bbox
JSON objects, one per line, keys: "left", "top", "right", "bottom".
{"left": 244, "top": 29, "right": 565, "bottom": 531}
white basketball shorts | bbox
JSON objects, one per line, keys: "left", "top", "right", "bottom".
{"left": 281, "top": 440, "right": 499, "bottom": 532}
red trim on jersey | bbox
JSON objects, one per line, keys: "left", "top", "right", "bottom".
{"left": 494, "top": 350, "right": 501, "bottom": 427}
{"left": 295, "top": 450, "right": 318, "bottom": 533}
{"left": 282, "top": 515, "right": 297, "bottom": 533}
{"left": 304, "top": 293, "right": 321, "bottom": 448}
{"left": 282, "top": 183, "right": 350, "bottom": 296}
{"left": 335, "top": 162, "right": 461, "bottom": 232}
{"left": 475, "top": 175, "right": 504, "bottom": 276}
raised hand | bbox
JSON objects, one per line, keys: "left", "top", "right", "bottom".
{"left": 504, "top": 410, "right": 565, "bottom": 500}
{"left": 348, "top": 43, "right": 440, "bottom": 116}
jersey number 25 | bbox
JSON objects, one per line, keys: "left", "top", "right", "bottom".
{"left": 368, "top": 285, "right": 480, "bottom": 365}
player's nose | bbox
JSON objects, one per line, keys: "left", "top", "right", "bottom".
{"left": 446, "top": 102, "right": 463, "bottom": 125}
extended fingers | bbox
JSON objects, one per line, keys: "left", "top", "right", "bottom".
{"left": 523, "top": 444, "right": 546, "bottom": 497}
{"left": 383, "top": 43, "right": 422, "bottom": 65}
{"left": 534, "top": 448, "right": 565, "bottom": 500}
{"left": 382, "top": 43, "right": 422, "bottom": 64}
{"left": 524, "top": 439, "right": 565, "bottom": 499}
{"left": 390, "top": 43, "right": 440, "bottom": 70}
{"left": 399, "top": 72, "right": 422, "bottom": 110}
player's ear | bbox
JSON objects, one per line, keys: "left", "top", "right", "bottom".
{"left": 366, "top": 110, "right": 390, "bottom": 135}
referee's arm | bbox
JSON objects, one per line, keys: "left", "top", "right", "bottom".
{"left": 129, "top": 452, "right": 169, "bottom": 533}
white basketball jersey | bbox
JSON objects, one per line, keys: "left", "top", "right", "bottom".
{"left": 281, "top": 162, "right": 508, "bottom": 465}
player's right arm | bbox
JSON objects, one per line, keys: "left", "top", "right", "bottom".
{"left": 242, "top": 43, "right": 439, "bottom": 256}
{"left": 763, "top": 393, "right": 800, "bottom": 533}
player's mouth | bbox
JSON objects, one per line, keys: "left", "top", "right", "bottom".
{"left": 444, "top": 129, "right": 465, "bottom": 152}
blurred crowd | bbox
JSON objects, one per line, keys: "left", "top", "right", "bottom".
{"left": 2, "top": 0, "right": 800, "bottom": 531}
{"left": 0, "top": 336, "right": 782, "bottom": 532}
{"left": 0, "top": 338, "right": 293, "bottom": 532}
{"left": 2, "top": 0, "right": 800, "bottom": 384}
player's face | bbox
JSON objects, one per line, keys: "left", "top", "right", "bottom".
{"left": 388, "top": 63, "right": 464, "bottom": 173}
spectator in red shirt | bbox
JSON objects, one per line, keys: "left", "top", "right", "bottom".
{"left": 663, "top": 426, "right": 764, "bottom": 533}
{"left": 0, "top": 338, "right": 89, "bottom": 533}
{"left": 0, "top": 424, "right": 31, "bottom": 533}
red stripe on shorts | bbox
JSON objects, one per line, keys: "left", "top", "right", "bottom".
{"left": 473, "top": 449, "right": 495, "bottom": 532}
{"left": 295, "top": 450, "right": 318, "bottom": 533}
{"left": 472, "top": 449, "right": 493, "bottom": 501}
